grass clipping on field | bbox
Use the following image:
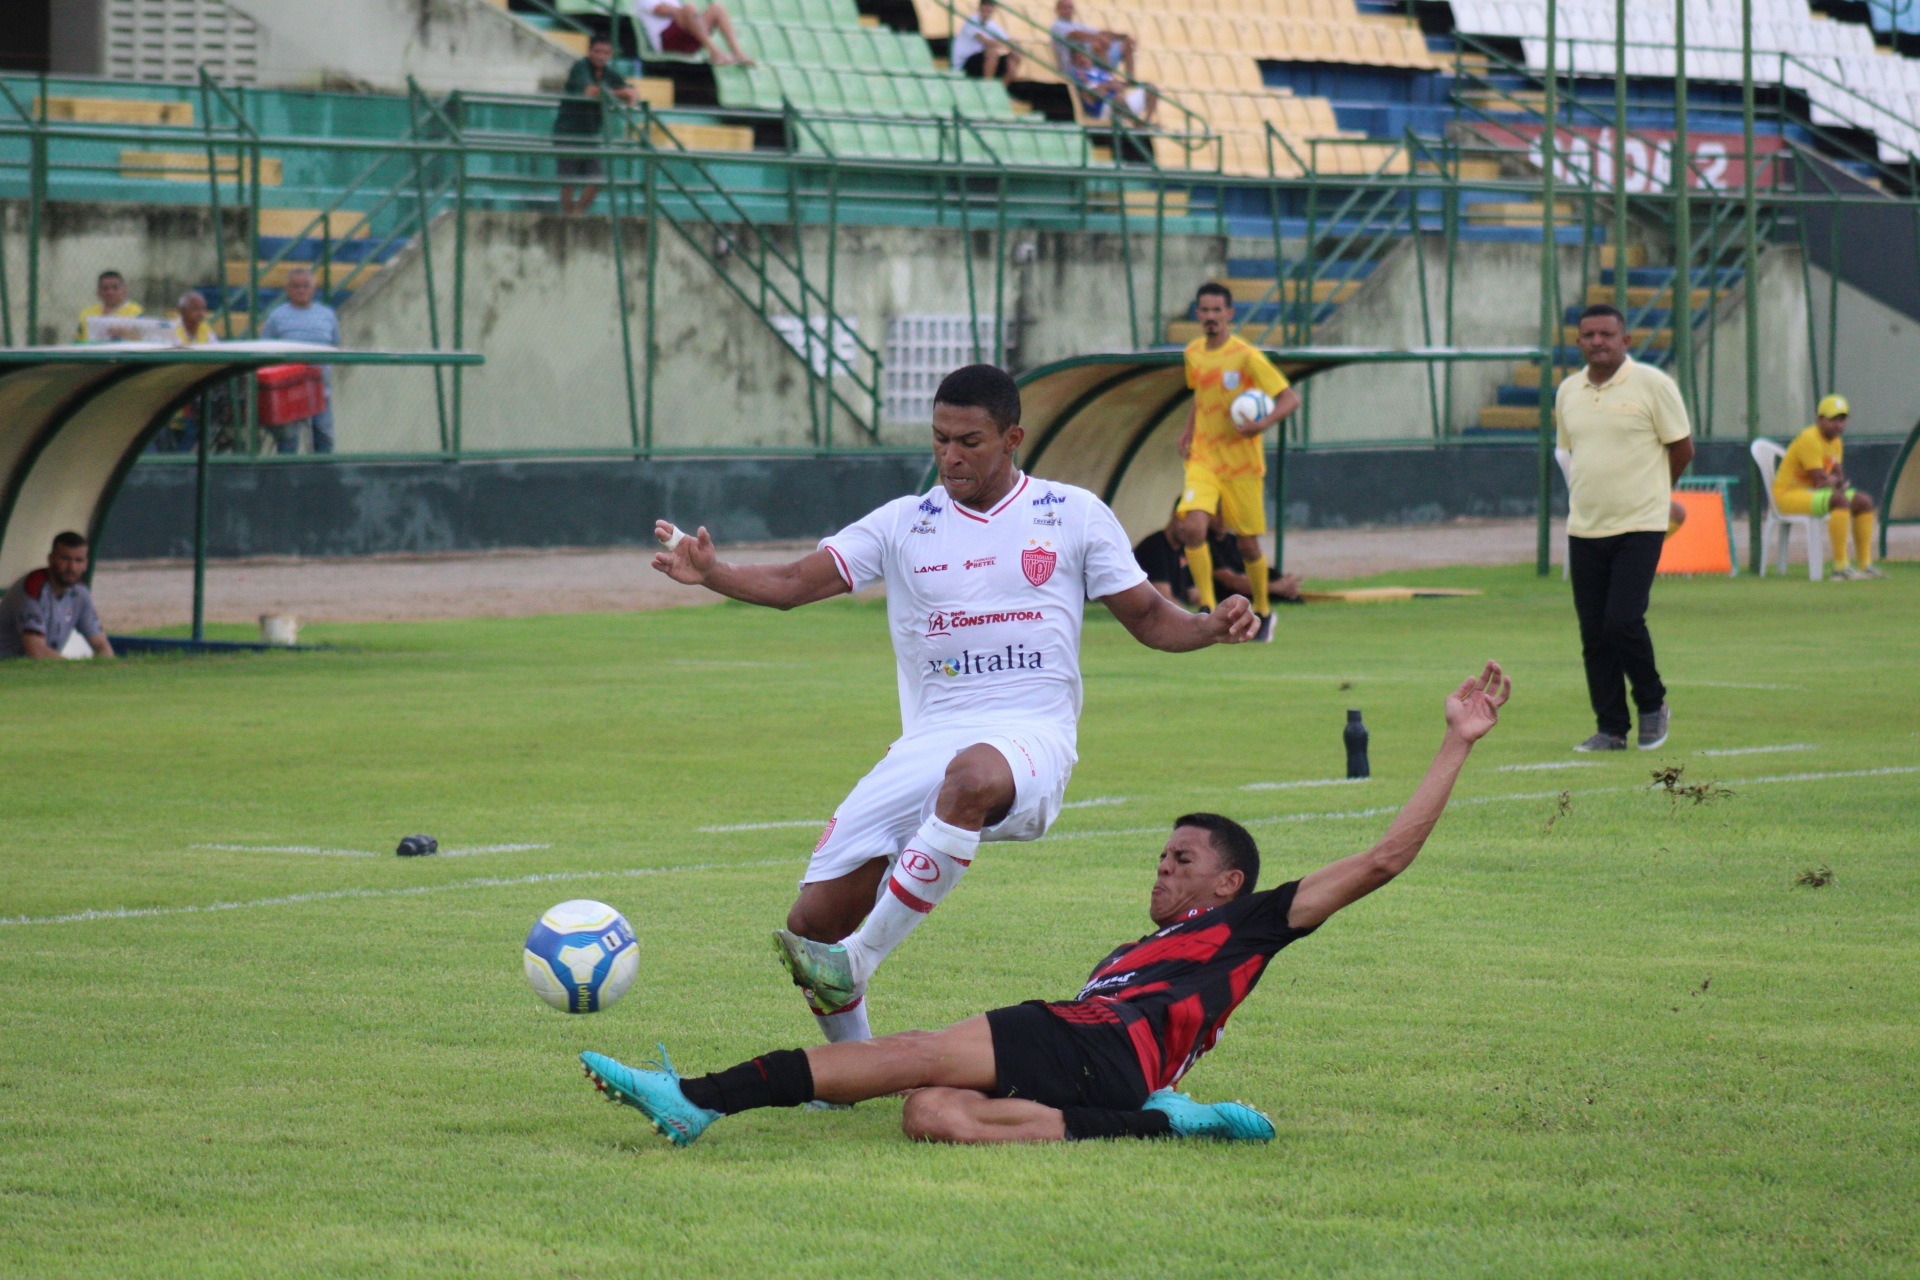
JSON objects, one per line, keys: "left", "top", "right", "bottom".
{"left": 1649, "top": 763, "right": 1736, "bottom": 810}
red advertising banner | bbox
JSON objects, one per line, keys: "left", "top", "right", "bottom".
{"left": 1473, "top": 124, "right": 1789, "bottom": 191}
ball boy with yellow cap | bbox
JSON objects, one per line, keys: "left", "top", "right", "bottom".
{"left": 1773, "top": 394, "right": 1883, "bottom": 580}
{"left": 1175, "top": 282, "right": 1300, "bottom": 641}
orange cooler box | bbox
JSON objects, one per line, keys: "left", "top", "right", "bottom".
{"left": 256, "top": 364, "right": 326, "bottom": 426}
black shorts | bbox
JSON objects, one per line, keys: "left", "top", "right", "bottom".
{"left": 985, "top": 1001, "right": 1151, "bottom": 1111}
{"left": 555, "top": 144, "right": 604, "bottom": 180}
{"left": 961, "top": 51, "right": 989, "bottom": 78}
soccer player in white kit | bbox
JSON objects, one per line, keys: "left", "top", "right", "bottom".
{"left": 651, "top": 365, "right": 1258, "bottom": 1042}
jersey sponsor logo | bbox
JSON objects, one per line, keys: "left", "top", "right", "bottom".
{"left": 898, "top": 849, "right": 940, "bottom": 884}
{"left": 911, "top": 521, "right": 938, "bottom": 535}
{"left": 926, "top": 644, "right": 1044, "bottom": 677}
{"left": 1021, "top": 544, "right": 1058, "bottom": 587}
{"left": 918, "top": 498, "right": 944, "bottom": 517}
{"left": 1030, "top": 514, "right": 1062, "bottom": 527}
{"left": 963, "top": 556, "right": 996, "bottom": 570}
{"left": 925, "top": 607, "right": 1044, "bottom": 638}
{"left": 813, "top": 817, "right": 837, "bottom": 853}
{"left": 1031, "top": 490, "right": 1067, "bottom": 507}
{"left": 914, "top": 563, "right": 948, "bottom": 574}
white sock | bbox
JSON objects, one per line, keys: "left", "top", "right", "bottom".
{"left": 843, "top": 815, "right": 980, "bottom": 985}
{"left": 810, "top": 993, "right": 872, "bottom": 1043}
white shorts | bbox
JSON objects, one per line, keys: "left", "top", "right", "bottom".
{"left": 803, "top": 723, "right": 1078, "bottom": 885}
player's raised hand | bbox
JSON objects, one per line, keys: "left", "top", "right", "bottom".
{"left": 1444, "top": 661, "right": 1510, "bottom": 743}
{"left": 1209, "top": 594, "right": 1260, "bottom": 644}
{"left": 651, "top": 521, "right": 717, "bottom": 584}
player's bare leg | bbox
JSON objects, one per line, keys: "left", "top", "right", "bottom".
{"left": 901, "top": 1089, "right": 1067, "bottom": 1143}
{"left": 776, "top": 745, "right": 1014, "bottom": 1029}
{"left": 1174, "top": 508, "right": 1215, "bottom": 609}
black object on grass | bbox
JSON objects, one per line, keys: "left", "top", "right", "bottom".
{"left": 396, "top": 835, "right": 439, "bottom": 857}
{"left": 1344, "top": 709, "right": 1369, "bottom": 779}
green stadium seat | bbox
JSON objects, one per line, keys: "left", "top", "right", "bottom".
{"left": 845, "top": 36, "right": 884, "bottom": 71}
{"left": 786, "top": 27, "right": 822, "bottom": 64}
{"left": 923, "top": 79, "right": 959, "bottom": 115}
{"left": 866, "top": 76, "right": 903, "bottom": 114}
{"left": 891, "top": 76, "right": 932, "bottom": 115}
{"left": 839, "top": 74, "right": 875, "bottom": 113}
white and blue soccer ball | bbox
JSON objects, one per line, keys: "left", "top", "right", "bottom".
{"left": 1230, "top": 389, "right": 1275, "bottom": 428}
{"left": 523, "top": 899, "right": 639, "bottom": 1013}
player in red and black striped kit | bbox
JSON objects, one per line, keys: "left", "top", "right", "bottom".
{"left": 580, "top": 661, "right": 1511, "bottom": 1145}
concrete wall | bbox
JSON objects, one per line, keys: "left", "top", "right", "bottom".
{"left": 234, "top": 0, "right": 574, "bottom": 94}
{"left": 100, "top": 439, "right": 1905, "bottom": 560}
{"left": 1698, "top": 244, "right": 1920, "bottom": 444}
{"left": 1307, "top": 237, "right": 1585, "bottom": 442}
{"left": 0, "top": 202, "right": 247, "bottom": 346}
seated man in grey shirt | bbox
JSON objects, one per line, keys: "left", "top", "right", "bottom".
{"left": 0, "top": 532, "right": 115, "bottom": 660}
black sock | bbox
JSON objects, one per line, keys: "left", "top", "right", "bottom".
{"left": 678, "top": 1049, "right": 815, "bottom": 1115}
{"left": 1061, "top": 1107, "right": 1174, "bottom": 1141}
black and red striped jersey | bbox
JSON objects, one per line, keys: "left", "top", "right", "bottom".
{"left": 1045, "top": 880, "right": 1316, "bottom": 1092}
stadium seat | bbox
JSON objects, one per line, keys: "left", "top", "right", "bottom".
{"left": 1752, "top": 438, "right": 1832, "bottom": 580}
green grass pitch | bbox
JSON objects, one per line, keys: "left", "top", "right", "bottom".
{"left": 3, "top": 565, "right": 1916, "bottom": 1279}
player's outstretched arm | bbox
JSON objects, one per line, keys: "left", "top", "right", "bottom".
{"left": 1287, "top": 662, "right": 1510, "bottom": 931}
{"left": 650, "top": 521, "right": 850, "bottom": 610}
{"left": 1102, "top": 581, "right": 1259, "bottom": 651}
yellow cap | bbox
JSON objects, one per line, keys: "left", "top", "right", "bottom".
{"left": 1817, "top": 394, "right": 1850, "bottom": 419}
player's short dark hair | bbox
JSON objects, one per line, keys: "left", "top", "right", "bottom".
{"left": 1196, "top": 281, "right": 1233, "bottom": 308}
{"left": 588, "top": 33, "right": 613, "bottom": 46}
{"left": 97, "top": 270, "right": 124, "bottom": 285}
{"left": 52, "top": 531, "right": 88, "bottom": 551}
{"left": 1173, "top": 812, "right": 1259, "bottom": 896}
{"left": 1578, "top": 303, "right": 1627, "bottom": 329}
{"left": 933, "top": 364, "right": 1021, "bottom": 431}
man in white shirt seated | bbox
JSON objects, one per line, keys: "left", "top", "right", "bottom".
{"left": 953, "top": 0, "right": 1021, "bottom": 82}
{"left": 1050, "top": 0, "right": 1134, "bottom": 80}
{"left": 633, "top": 0, "right": 753, "bottom": 66}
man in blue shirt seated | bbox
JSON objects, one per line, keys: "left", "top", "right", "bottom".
{"left": 260, "top": 267, "right": 342, "bottom": 454}
{"left": 1069, "top": 49, "right": 1156, "bottom": 125}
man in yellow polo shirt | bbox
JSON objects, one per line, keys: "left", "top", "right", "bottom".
{"left": 1555, "top": 304, "right": 1695, "bottom": 752}
{"left": 74, "top": 270, "right": 144, "bottom": 342}
{"left": 1773, "top": 394, "right": 1882, "bottom": 580}
{"left": 1176, "top": 282, "right": 1299, "bottom": 642}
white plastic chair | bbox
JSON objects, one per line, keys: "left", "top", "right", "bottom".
{"left": 1751, "top": 438, "right": 1829, "bottom": 580}
{"left": 1554, "top": 447, "right": 1572, "bottom": 580}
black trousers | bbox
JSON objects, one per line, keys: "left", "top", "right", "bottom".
{"left": 1568, "top": 531, "right": 1668, "bottom": 737}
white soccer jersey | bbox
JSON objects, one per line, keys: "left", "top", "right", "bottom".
{"left": 820, "top": 472, "right": 1147, "bottom": 739}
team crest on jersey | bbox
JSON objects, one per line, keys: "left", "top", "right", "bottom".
{"left": 813, "top": 818, "right": 837, "bottom": 853}
{"left": 1021, "top": 544, "right": 1057, "bottom": 587}
{"left": 1222, "top": 371, "right": 1241, "bottom": 391}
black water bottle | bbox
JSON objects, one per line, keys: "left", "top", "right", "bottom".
{"left": 1344, "top": 709, "right": 1370, "bottom": 779}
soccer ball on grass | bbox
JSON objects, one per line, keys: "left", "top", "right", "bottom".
{"left": 523, "top": 899, "right": 638, "bottom": 1013}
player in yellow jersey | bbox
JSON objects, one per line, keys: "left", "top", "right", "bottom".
{"left": 1773, "top": 394, "right": 1882, "bottom": 580}
{"left": 1176, "top": 282, "right": 1300, "bottom": 641}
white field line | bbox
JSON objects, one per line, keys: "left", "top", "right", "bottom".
{"left": 1061, "top": 796, "right": 1129, "bottom": 809}
{"left": 1497, "top": 761, "right": 1602, "bottom": 772}
{"left": 1042, "top": 765, "right": 1920, "bottom": 844}
{"left": 190, "top": 842, "right": 553, "bottom": 859}
{"left": 1, "top": 858, "right": 792, "bottom": 929}
{"left": 1239, "top": 777, "right": 1368, "bottom": 792}
{"left": 19, "top": 767, "right": 1918, "bottom": 930}
{"left": 697, "top": 818, "right": 828, "bottom": 833}
{"left": 1695, "top": 744, "right": 1815, "bottom": 757}
{"left": 1668, "top": 680, "right": 1802, "bottom": 690}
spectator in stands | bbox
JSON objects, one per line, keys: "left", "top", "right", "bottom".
{"left": 0, "top": 532, "right": 114, "bottom": 661}
{"left": 1134, "top": 508, "right": 1300, "bottom": 608}
{"left": 953, "top": 0, "right": 1021, "bottom": 83}
{"left": 260, "top": 268, "right": 340, "bottom": 455}
{"left": 1554, "top": 303, "right": 1692, "bottom": 753}
{"left": 634, "top": 0, "right": 754, "bottom": 67}
{"left": 152, "top": 291, "right": 219, "bottom": 454}
{"left": 555, "top": 35, "right": 640, "bottom": 216}
{"left": 1772, "top": 393, "right": 1883, "bottom": 579}
{"left": 74, "top": 270, "right": 144, "bottom": 343}
{"left": 1068, "top": 49, "right": 1157, "bottom": 125}
{"left": 1050, "top": 0, "right": 1134, "bottom": 81}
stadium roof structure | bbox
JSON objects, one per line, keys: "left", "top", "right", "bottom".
{"left": 0, "top": 344, "right": 481, "bottom": 585}
{"left": 1014, "top": 347, "right": 1546, "bottom": 546}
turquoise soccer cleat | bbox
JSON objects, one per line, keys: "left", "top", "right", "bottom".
{"left": 580, "top": 1045, "right": 720, "bottom": 1147}
{"left": 771, "top": 929, "right": 861, "bottom": 1014}
{"left": 1142, "top": 1088, "right": 1276, "bottom": 1142}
